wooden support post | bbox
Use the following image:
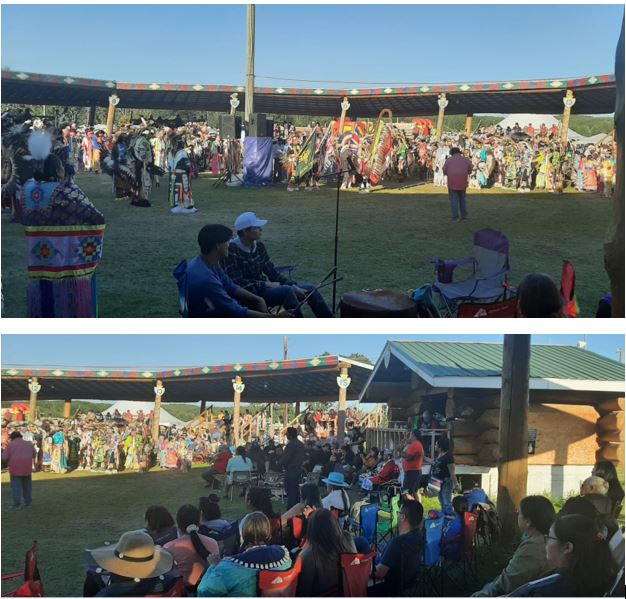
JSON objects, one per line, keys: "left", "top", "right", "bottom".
{"left": 28, "top": 378, "right": 41, "bottom": 423}
{"left": 152, "top": 380, "right": 165, "bottom": 444}
{"left": 63, "top": 399, "right": 72, "bottom": 420}
{"left": 337, "top": 364, "right": 352, "bottom": 440}
{"left": 435, "top": 93, "right": 448, "bottom": 141}
{"left": 244, "top": 4, "right": 255, "bottom": 126}
{"left": 497, "top": 335, "right": 531, "bottom": 544}
{"left": 560, "top": 90, "right": 576, "bottom": 151}
{"left": 338, "top": 97, "right": 350, "bottom": 136}
{"left": 295, "top": 402, "right": 300, "bottom": 417}
{"left": 88, "top": 104, "right": 97, "bottom": 127}
{"left": 283, "top": 403, "right": 288, "bottom": 434}
{"left": 464, "top": 114, "right": 474, "bottom": 137}
{"left": 200, "top": 398, "right": 207, "bottom": 422}
{"left": 605, "top": 17, "right": 625, "bottom": 317}
{"left": 233, "top": 376, "right": 245, "bottom": 446}
{"left": 106, "top": 95, "right": 119, "bottom": 136}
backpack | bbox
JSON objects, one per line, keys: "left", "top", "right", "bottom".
{"left": 474, "top": 502, "right": 501, "bottom": 543}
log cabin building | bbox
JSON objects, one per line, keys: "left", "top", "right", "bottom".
{"left": 360, "top": 341, "right": 624, "bottom": 498}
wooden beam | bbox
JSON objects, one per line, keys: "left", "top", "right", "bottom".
{"left": 497, "top": 335, "right": 531, "bottom": 544}
{"left": 28, "top": 378, "right": 40, "bottom": 423}
{"left": 152, "top": 380, "right": 164, "bottom": 444}
{"left": 560, "top": 90, "right": 575, "bottom": 151}
{"left": 435, "top": 93, "right": 448, "bottom": 141}
{"left": 337, "top": 364, "right": 351, "bottom": 439}
{"left": 106, "top": 95, "right": 119, "bottom": 135}
{"left": 88, "top": 104, "right": 96, "bottom": 127}
{"left": 63, "top": 399, "right": 72, "bottom": 420}
{"left": 464, "top": 114, "right": 474, "bottom": 136}
{"left": 233, "top": 376, "right": 244, "bottom": 445}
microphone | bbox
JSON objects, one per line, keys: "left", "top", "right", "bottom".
{"left": 346, "top": 156, "right": 357, "bottom": 172}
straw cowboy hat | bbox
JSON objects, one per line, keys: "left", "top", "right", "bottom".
{"left": 89, "top": 530, "right": 173, "bottom": 579}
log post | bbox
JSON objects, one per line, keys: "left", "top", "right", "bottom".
{"left": 605, "top": 17, "right": 625, "bottom": 317}
{"left": 464, "top": 114, "right": 474, "bottom": 137}
{"left": 497, "top": 335, "right": 531, "bottom": 544}
{"left": 88, "top": 104, "right": 97, "bottom": 127}
{"left": 232, "top": 376, "right": 245, "bottom": 446}
{"left": 199, "top": 398, "right": 207, "bottom": 423}
{"left": 338, "top": 97, "right": 351, "bottom": 136}
{"left": 28, "top": 378, "right": 41, "bottom": 423}
{"left": 152, "top": 380, "right": 165, "bottom": 444}
{"left": 106, "top": 95, "right": 119, "bottom": 136}
{"left": 560, "top": 90, "right": 576, "bottom": 151}
{"left": 435, "top": 93, "right": 449, "bottom": 141}
{"left": 337, "top": 364, "right": 352, "bottom": 440}
{"left": 63, "top": 399, "right": 72, "bottom": 420}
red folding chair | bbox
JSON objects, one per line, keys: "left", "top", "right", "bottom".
{"left": 1, "top": 542, "right": 44, "bottom": 597}
{"left": 258, "top": 557, "right": 302, "bottom": 597}
{"left": 340, "top": 552, "right": 376, "bottom": 597}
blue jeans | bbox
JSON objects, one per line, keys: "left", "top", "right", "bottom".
{"left": 438, "top": 478, "right": 453, "bottom": 511}
{"left": 10, "top": 475, "right": 32, "bottom": 506}
{"left": 262, "top": 283, "right": 333, "bottom": 317}
{"left": 402, "top": 470, "right": 422, "bottom": 496}
{"left": 448, "top": 189, "right": 468, "bottom": 219}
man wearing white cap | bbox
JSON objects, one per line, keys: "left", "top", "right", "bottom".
{"left": 223, "top": 212, "right": 333, "bottom": 317}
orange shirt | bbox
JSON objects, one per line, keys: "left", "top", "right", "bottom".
{"left": 403, "top": 440, "right": 424, "bottom": 471}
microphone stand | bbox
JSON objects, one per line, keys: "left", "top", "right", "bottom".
{"left": 317, "top": 162, "right": 356, "bottom": 313}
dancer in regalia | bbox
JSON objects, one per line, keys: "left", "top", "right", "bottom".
{"left": 16, "top": 128, "right": 105, "bottom": 317}
{"left": 168, "top": 137, "right": 197, "bottom": 214}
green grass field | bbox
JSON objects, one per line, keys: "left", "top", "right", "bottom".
{"left": 0, "top": 466, "right": 514, "bottom": 597}
{"left": 1, "top": 172, "right": 612, "bottom": 317}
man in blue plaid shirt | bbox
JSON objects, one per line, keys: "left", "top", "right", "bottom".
{"left": 222, "top": 212, "right": 334, "bottom": 317}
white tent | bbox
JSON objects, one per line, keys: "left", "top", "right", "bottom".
{"left": 496, "top": 113, "right": 585, "bottom": 141}
{"left": 102, "top": 400, "right": 184, "bottom": 427}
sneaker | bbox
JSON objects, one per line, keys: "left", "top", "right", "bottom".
{"left": 10, "top": 504, "right": 21, "bottom": 509}
{"left": 450, "top": 217, "right": 460, "bottom": 222}
{"left": 22, "top": 504, "right": 32, "bottom": 509}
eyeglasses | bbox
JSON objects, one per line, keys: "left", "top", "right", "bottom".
{"left": 543, "top": 535, "right": 560, "bottom": 543}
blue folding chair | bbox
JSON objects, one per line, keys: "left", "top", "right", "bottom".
{"left": 359, "top": 503, "right": 379, "bottom": 552}
{"left": 422, "top": 515, "right": 445, "bottom": 595}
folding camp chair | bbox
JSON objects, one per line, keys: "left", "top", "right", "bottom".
{"left": 377, "top": 493, "right": 401, "bottom": 548}
{"left": 285, "top": 515, "right": 306, "bottom": 551}
{"left": 258, "top": 556, "right": 302, "bottom": 597}
{"left": 340, "top": 552, "right": 376, "bottom": 597}
{"left": 421, "top": 515, "right": 445, "bottom": 596}
{"left": 229, "top": 471, "right": 252, "bottom": 501}
{"left": 442, "top": 512, "right": 479, "bottom": 591}
{"left": 203, "top": 520, "right": 241, "bottom": 557}
{"left": 1, "top": 541, "right": 44, "bottom": 597}
{"left": 261, "top": 472, "right": 286, "bottom": 504}
{"left": 429, "top": 229, "right": 511, "bottom": 317}
{"left": 358, "top": 503, "right": 379, "bottom": 552}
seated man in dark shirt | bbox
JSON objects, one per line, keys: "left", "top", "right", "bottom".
{"left": 183, "top": 224, "right": 287, "bottom": 318}
{"left": 369, "top": 499, "right": 424, "bottom": 596}
{"left": 222, "top": 212, "right": 333, "bottom": 317}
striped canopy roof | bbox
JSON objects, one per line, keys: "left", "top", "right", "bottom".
{"left": 1, "top": 355, "right": 373, "bottom": 404}
{"left": 1, "top": 70, "right": 616, "bottom": 117}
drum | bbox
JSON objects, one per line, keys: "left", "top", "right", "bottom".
{"left": 340, "top": 290, "right": 418, "bottom": 318}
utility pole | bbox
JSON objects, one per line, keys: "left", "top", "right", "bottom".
{"left": 283, "top": 335, "right": 289, "bottom": 432}
{"left": 245, "top": 4, "right": 255, "bottom": 127}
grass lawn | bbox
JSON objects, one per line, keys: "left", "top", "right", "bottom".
{"left": 1, "top": 172, "right": 612, "bottom": 317}
{"left": 1, "top": 466, "right": 515, "bottom": 597}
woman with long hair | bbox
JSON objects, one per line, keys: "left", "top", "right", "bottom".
{"left": 592, "top": 460, "right": 625, "bottom": 520}
{"left": 144, "top": 505, "right": 177, "bottom": 546}
{"left": 509, "top": 514, "right": 618, "bottom": 596}
{"left": 246, "top": 486, "right": 282, "bottom": 544}
{"left": 297, "top": 508, "right": 356, "bottom": 596}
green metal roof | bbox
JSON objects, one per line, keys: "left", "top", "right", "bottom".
{"left": 389, "top": 342, "right": 624, "bottom": 382}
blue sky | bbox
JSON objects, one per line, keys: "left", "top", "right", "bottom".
{"left": 1, "top": 335, "right": 623, "bottom": 368}
{"left": 1, "top": 4, "right": 623, "bottom": 86}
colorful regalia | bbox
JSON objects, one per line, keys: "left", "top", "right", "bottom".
{"left": 168, "top": 143, "right": 197, "bottom": 214}
{"left": 130, "top": 133, "right": 154, "bottom": 207}
{"left": 18, "top": 129, "right": 105, "bottom": 318}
